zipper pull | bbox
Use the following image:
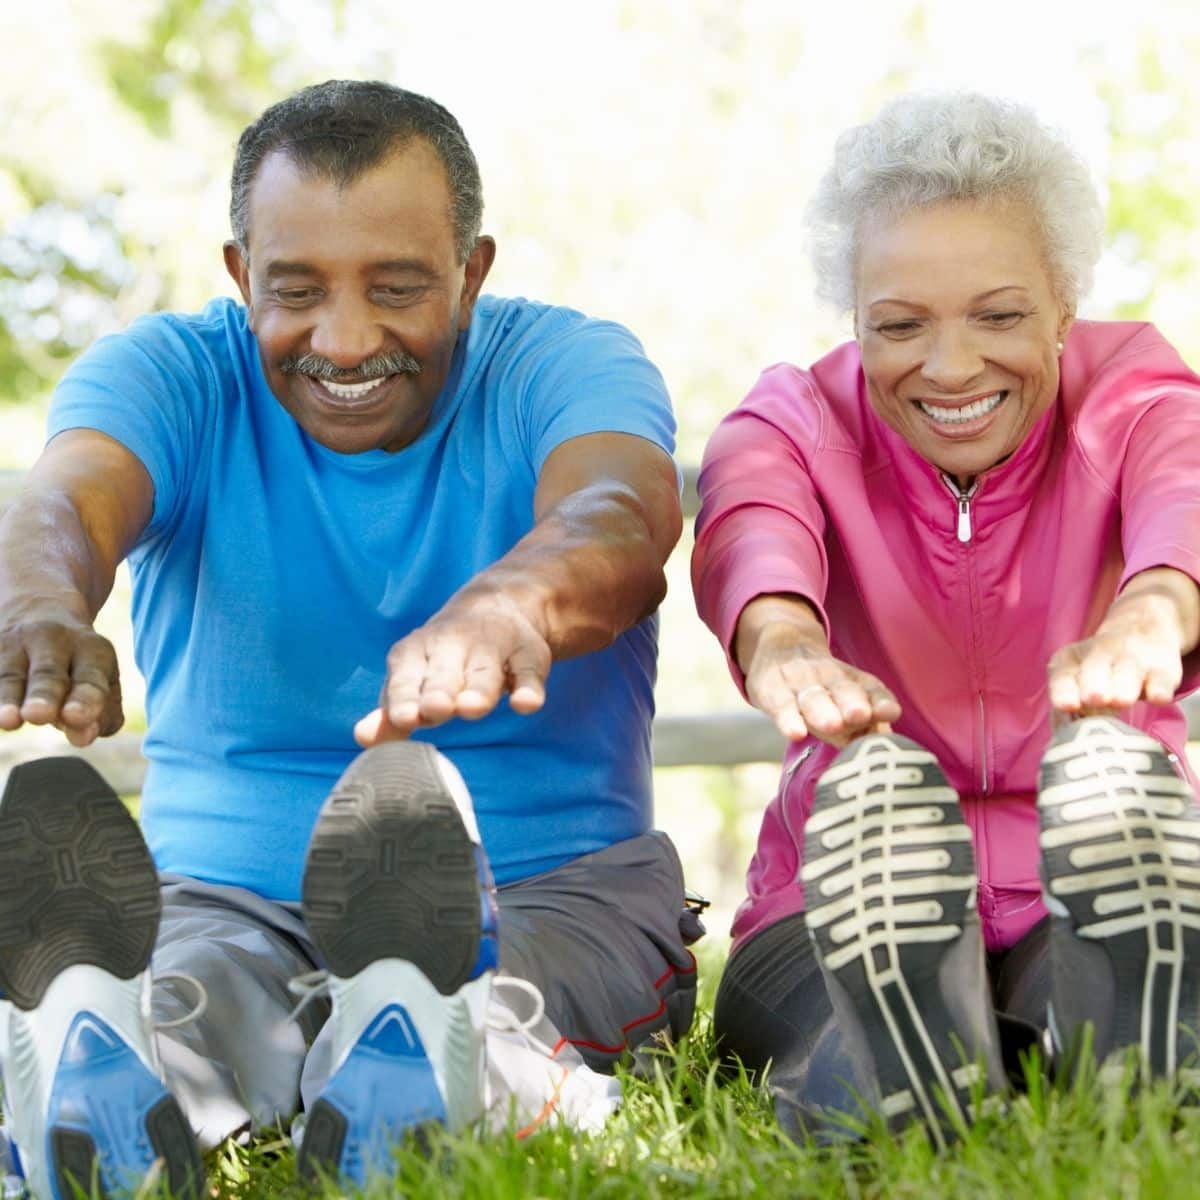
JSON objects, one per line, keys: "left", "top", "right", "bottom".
{"left": 942, "top": 474, "right": 979, "bottom": 543}
{"left": 957, "top": 496, "right": 972, "bottom": 543}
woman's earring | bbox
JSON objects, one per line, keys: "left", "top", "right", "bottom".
{"left": 1056, "top": 341, "right": 1064, "bottom": 354}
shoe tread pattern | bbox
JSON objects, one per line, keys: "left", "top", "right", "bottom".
{"left": 297, "top": 1100, "right": 347, "bottom": 1183}
{"left": 302, "top": 743, "right": 481, "bottom": 995}
{"left": 49, "top": 1127, "right": 99, "bottom": 1200}
{"left": 0, "top": 758, "right": 160, "bottom": 1010}
{"left": 802, "top": 733, "right": 982, "bottom": 1141}
{"left": 145, "top": 1094, "right": 204, "bottom": 1200}
{"left": 1039, "top": 717, "right": 1200, "bottom": 1074}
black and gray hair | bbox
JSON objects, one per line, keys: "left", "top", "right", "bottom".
{"left": 807, "top": 92, "right": 1104, "bottom": 313}
{"left": 230, "top": 80, "right": 483, "bottom": 262}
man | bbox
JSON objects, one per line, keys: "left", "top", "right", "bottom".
{"left": 0, "top": 80, "right": 693, "bottom": 1197}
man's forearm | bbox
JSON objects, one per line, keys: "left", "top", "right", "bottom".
{"left": 0, "top": 488, "right": 108, "bottom": 625}
{"left": 442, "top": 481, "right": 673, "bottom": 660}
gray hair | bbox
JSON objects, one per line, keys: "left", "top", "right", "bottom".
{"left": 807, "top": 92, "right": 1104, "bottom": 313}
{"left": 230, "top": 80, "right": 483, "bottom": 263}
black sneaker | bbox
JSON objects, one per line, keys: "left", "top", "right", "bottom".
{"left": 802, "top": 733, "right": 1005, "bottom": 1145}
{"left": 0, "top": 757, "right": 202, "bottom": 1200}
{"left": 297, "top": 742, "right": 498, "bottom": 1187}
{"left": 1039, "top": 716, "right": 1200, "bottom": 1079}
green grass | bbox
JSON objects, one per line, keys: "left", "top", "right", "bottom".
{"left": 196, "top": 950, "right": 1200, "bottom": 1200}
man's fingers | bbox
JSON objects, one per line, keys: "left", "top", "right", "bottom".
{"left": 19, "top": 643, "right": 73, "bottom": 725}
{"left": 61, "top": 636, "right": 120, "bottom": 729}
{"left": 59, "top": 720, "right": 100, "bottom": 748}
{"left": 0, "top": 629, "right": 123, "bottom": 738}
{"left": 354, "top": 707, "right": 407, "bottom": 747}
{"left": 379, "top": 612, "right": 555, "bottom": 737}
{"left": 97, "top": 673, "right": 126, "bottom": 737}
{"left": 458, "top": 646, "right": 506, "bottom": 719}
{"left": 417, "top": 639, "right": 475, "bottom": 725}
{"left": 0, "top": 647, "right": 28, "bottom": 730}
{"left": 506, "top": 638, "right": 550, "bottom": 715}
{"left": 383, "top": 642, "right": 429, "bottom": 732}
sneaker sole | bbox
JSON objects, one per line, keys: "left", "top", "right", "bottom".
{"left": 301, "top": 742, "right": 482, "bottom": 992}
{"left": 802, "top": 734, "right": 983, "bottom": 1142}
{"left": 299, "top": 743, "right": 485, "bottom": 1184}
{"left": 0, "top": 758, "right": 202, "bottom": 1200}
{"left": 1039, "top": 717, "right": 1200, "bottom": 1076}
{"left": 0, "top": 758, "right": 160, "bottom": 1010}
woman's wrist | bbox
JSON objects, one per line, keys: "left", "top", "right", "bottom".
{"left": 1113, "top": 567, "right": 1200, "bottom": 655}
{"left": 734, "top": 593, "right": 827, "bottom": 673}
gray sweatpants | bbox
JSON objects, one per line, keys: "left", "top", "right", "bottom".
{"left": 150, "top": 830, "right": 696, "bottom": 1149}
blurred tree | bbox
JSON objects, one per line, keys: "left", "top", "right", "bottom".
{"left": 0, "top": 169, "right": 133, "bottom": 402}
{"left": 0, "top": 0, "right": 288, "bottom": 406}
{"left": 1094, "top": 34, "right": 1200, "bottom": 352}
{"left": 97, "top": 0, "right": 280, "bottom": 136}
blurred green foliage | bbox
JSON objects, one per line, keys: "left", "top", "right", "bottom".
{"left": 0, "top": 0, "right": 285, "bottom": 406}
{"left": 98, "top": 0, "right": 278, "bottom": 136}
{"left": 0, "top": 170, "right": 131, "bottom": 399}
{"left": 1, "top": 2, "right": 1199, "bottom": 413}
{"left": 1098, "top": 38, "right": 1200, "bottom": 320}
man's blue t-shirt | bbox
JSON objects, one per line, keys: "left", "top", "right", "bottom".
{"left": 48, "top": 295, "right": 676, "bottom": 900}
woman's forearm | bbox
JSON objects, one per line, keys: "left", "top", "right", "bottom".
{"left": 1111, "top": 567, "right": 1200, "bottom": 656}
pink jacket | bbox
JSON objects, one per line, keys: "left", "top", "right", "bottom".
{"left": 693, "top": 321, "right": 1200, "bottom": 955}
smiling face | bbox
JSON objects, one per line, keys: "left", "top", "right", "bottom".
{"left": 854, "top": 198, "right": 1073, "bottom": 483}
{"left": 224, "top": 140, "right": 494, "bottom": 455}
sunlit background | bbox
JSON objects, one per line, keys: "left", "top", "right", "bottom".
{"left": 3, "top": 0, "right": 1200, "bottom": 934}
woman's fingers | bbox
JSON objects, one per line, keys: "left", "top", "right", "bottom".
{"left": 747, "top": 670, "right": 810, "bottom": 741}
{"left": 1049, "top": 630, "right": 1184, "bottom": 714}
{"left": 748, "top": 654, "right": 900, "bottom": 746}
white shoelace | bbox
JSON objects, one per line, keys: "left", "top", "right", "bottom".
{"left": 487, "top": 976, "right": 558, "bottom": 1059}
{"left": 153, "top": 971, "right": 209, "bottom": 1030}
{"left": 286, "top": 968, "right": 332, "bottom": 1024}
{"left": 284, "top": 970, "right": 557, "bottom": 1059}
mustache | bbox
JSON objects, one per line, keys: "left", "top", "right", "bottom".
{"left": 278, "top": 351, "right": 422, "bottom": 381}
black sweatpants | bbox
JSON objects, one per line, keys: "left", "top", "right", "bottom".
{"left": 713, "top": 912, "right": 1051, "bottom": 1139}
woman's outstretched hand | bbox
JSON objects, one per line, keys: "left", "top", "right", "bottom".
{"left": 1048, "top": 567, "right": 1200, "bottom": 718}
{"left": 735, "top": 594, "right": 901, "bottom": 747}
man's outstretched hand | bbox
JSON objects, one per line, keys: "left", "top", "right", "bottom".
{"left": 355, "top": 597, "right": 552, "bottom": 745}
{"left": 0, "top": 614, "right": 125, "bottom": 746}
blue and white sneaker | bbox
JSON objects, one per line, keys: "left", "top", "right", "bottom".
{"left": 298, "top": 742, "right": 498, "bottom": 1186}
{"left": 0, "top": 757, "right": 202, "bottom": 1199}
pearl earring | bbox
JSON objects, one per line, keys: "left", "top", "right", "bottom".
{"left": 1056, "top": 341, "right": 1064, "bottom": 354}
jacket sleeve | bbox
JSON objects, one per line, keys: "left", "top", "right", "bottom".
{"left": 1117, "top": 362, "right": 1200, "bottom": 696}
{"left": 691, "top": 368, "right": 831, "bottom": 697}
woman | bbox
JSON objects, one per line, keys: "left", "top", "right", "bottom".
{"left": 692, "top": 92, "right": 1200, "bottom": 1145}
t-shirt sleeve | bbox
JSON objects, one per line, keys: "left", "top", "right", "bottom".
{"left": 515, "top": 314, "right": 676, "bottom": 475}
{"left": 46, "top": 315, "right": 213, "bottom": 542}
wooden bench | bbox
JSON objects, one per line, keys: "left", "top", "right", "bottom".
{"left": 4, "top": 463, "right": 1199, "bottom": 790}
